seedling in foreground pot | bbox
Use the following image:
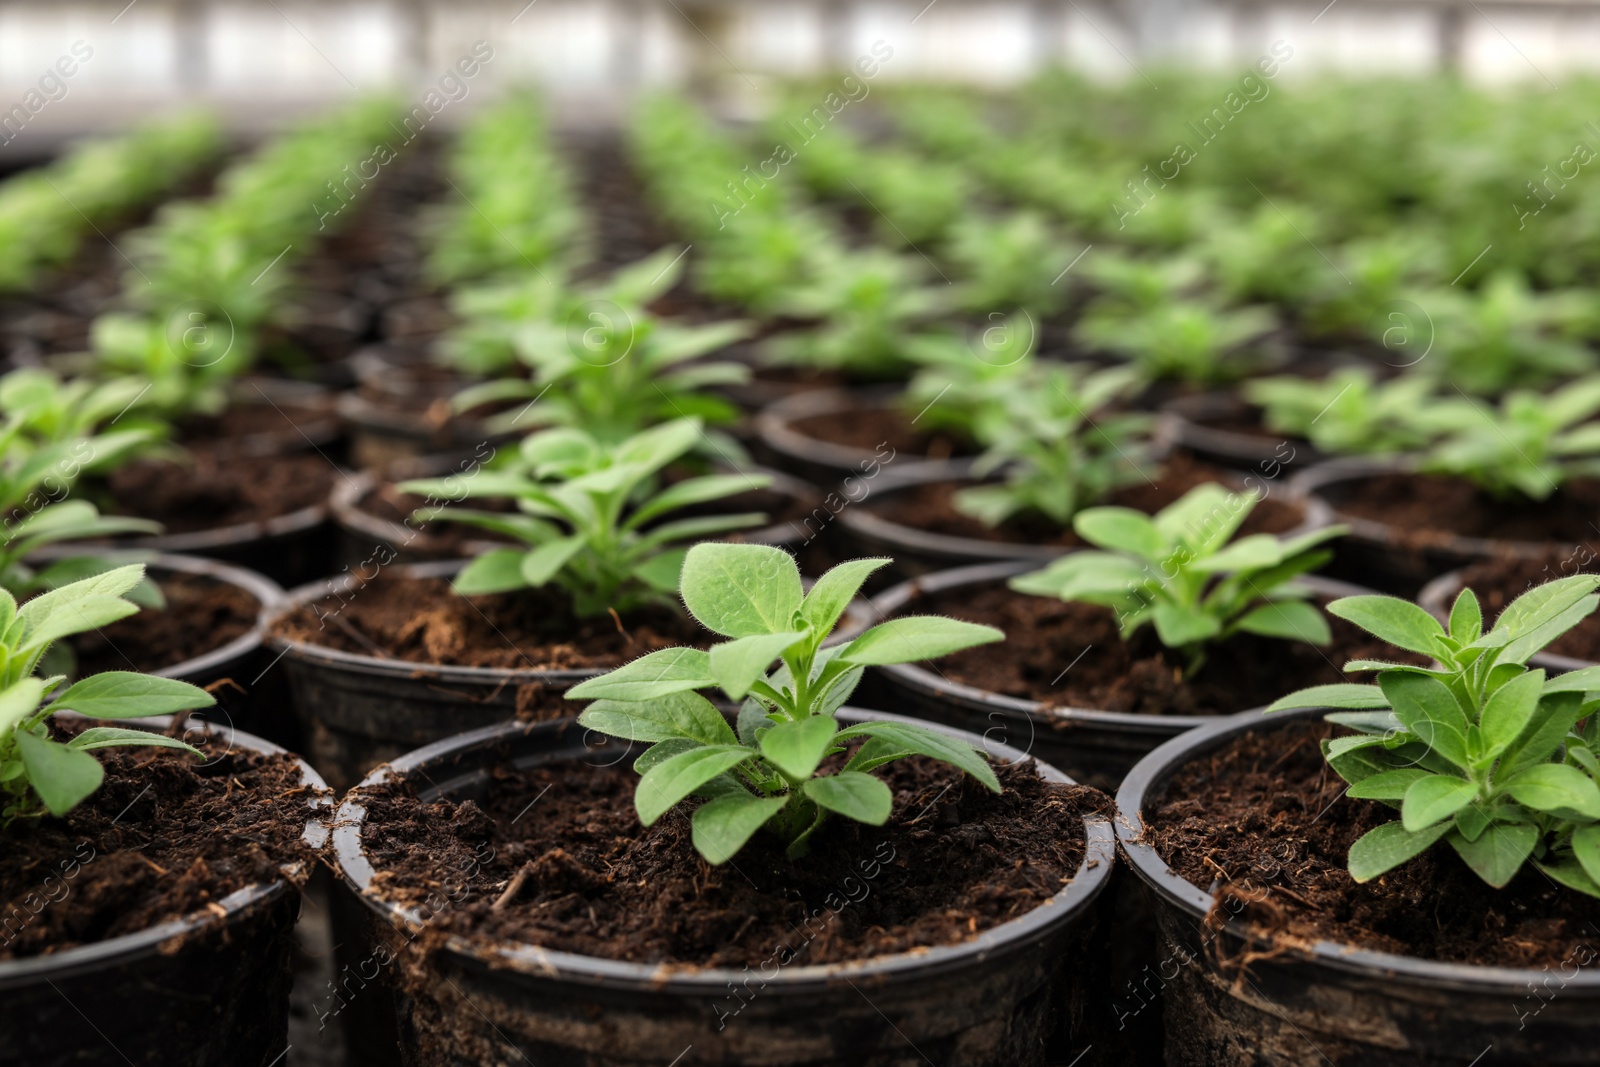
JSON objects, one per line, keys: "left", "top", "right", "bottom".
{"left": 1270, "top": 575, "right": 1600, "bottom": 898}
{"left": 1009, "top": 484, "right": 1346, "bottom": 673}
{"left": 401, "top": 418, "right": 769, "bottom": 618}
{"left": 1, "top": 564, "right": 213, "bottom": 827}
{"left": 568, "top": 544, "right": 1005, "bottom": 864}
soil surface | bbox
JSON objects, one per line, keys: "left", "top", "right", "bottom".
{"left": 102, "top": 448, "right": 336, "bottom": 533}
{"left": 789, "top": 404, "right": 976, "bottom": 462}
{"left": 1143, "top": 719, "right": 1600, "bottom": 967}
{"left": 271, "top": 574, "right": 703, "bottom": 669}
{"left": 1328, "top": 471, "right": 1600, "bottom": 545}
{"left": 357, "top": 750, "right": 1097, "bottom": 967}
{"left": 70, "top": 573, "right": 260, "bottom": 676}
{"left": 176, "top": 396, "right": 338, "bottom": 453}
{"left": 914, "top": 584, "right": 1416, "bottom": 716}
{"left": 1453, "top": 549, "right": 1600, "bottom": 662}
{"left": 0, "top": 720, "right": 317, "bottom": 960}
{"left": 867, "top": 453, "right": 1305, "bottom": 548}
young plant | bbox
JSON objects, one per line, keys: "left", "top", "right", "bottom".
{"left": 1074, "top": 294, "right": 1276, "bottom": 383}
{"left": 568, "top": 544, "right": 1004, "bottom": 864}
{"left": 1415, "top": 378, "right": 1600, "bottom": 500}
{"left": 770, "top": 244, "right": 947, "bottom": 377}
{"left": 1405, "top": 270, "right": 1593, "bottom": 395}
{"left": 955, "top": 362, "right": 1151, "bottom": 528}
{"left": 1244, "top": 368, "right": 1473, "bottom": 457}
{"left": 1270, "top": 575, "right": 1600, "bottom": 898}
{"left": 946, "top": 210, "right": 1075, "bottom": 317}
{"left": 0, "top": 564, "right": 213, "bottom": 827}
{"left": 1010, "top": 484, "right": 1346, "bottom": 672}
{"left": 401, "top": 419, "right": 768, "bottom": 618}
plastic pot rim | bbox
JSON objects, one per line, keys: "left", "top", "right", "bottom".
{"left": 329, "top": 707, "right": 1116, "bottom": 996}
{"left": 0, "top": 715, "right": 330, "bottom": 989}
{"left": 754, "top": 385, "right": 975, "bottom": 482}
{"left": 1115, "top": 703, "right": 1600, "bottom": 994}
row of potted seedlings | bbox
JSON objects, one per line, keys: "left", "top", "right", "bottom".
{"left": 3, "top": 78, "right": 1600, "bottom": 1066}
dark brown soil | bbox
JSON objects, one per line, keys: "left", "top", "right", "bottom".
{"left": 1329, "top": 472, "right": 1600, "bottom": 546}
{"left": 1454, "top": 549, "right": 1600, "bottom": 662}
{"left": 102, "top": 449, "right": 336, "bottom": 533}
{"left": 790, "top": 405, "right": 976, "bottom": 462}
{"left": 70, "top": 573, "right": 259, "bottom": 677}
{"left": 915, "top": 584, "right": 1417, "bottom": 716}
{"left": 270, "top": 574, "right": 703, "bottom": 669}
{"left": 0, "top": 720, "right": 318, "bottom": 960}
{"left": 176, "top": 396, "right": 338, "bottom": 452}
{"left": 868, "top": 454, "right": 1305, "bottom": 547}
{"left": 1143, "top": 719, "right": 1600, "bottom": 967}
{"left": 357, "top": 750, "right": 1096, "bottom": 967}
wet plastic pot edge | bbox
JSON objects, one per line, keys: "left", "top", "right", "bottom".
{"left": 261, "top": 558, "right": 877, "bottom": 688}
{"left": 1156, "top": 391, "right": 1320, "bottom": 472}
{"left": 328, "top": 706, "right": 1116, "bottom": 995}
{"left": 754, "top": 385, "right": 976, "bottom": 483}
{"left": 1419, "top": 568, "right": 1592, "bottom": 674}
{"left": 1114, "top": 703, "right": 1600, "bottom": 995}
{"left": 0, "top": 714, "right": 330, "bottom": 990}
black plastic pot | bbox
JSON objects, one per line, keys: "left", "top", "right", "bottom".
{"left": 1158, "top": 391, "right": 1316, "bottom": 473}
{"left": 264, "top": 560, "right": 874, "bottom": 791}
{"left": 753, "top": 386, "right": 973, "bottom": 488}
{"left": 1419, "top": 568, "right": 1591, "bottom": 674}
{"left": 329, "top": 708, "right": 1115, "bottom": 1067}
{"left": 1117, "top": 705, "right": 1600, "bottom": 1065}
{"left": 1292, "top": 456, "right": 1590, "bottom": 596}
{"left": 337, "top": 346, "right": 508, "bottom": 470}
{"left": 198, "top": 377, "right": 342, "bottom": 459}
{"left": 0, "top": 716, "right": 331, "bottom": 1067}
{"left": 329, "top": 457, "right": 825, "bottom": 568}
{"left": 868, "top": 561, "right": 1370, "bottom": 790}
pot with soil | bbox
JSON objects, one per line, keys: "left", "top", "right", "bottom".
{"left": 59, "top": 550, "right": 297, "bottom": 749}
{"left": 839, "top": 452, "right": 1325, "bottom": 580}
{"left": 179, "top": 376, "right": 342, "bottom": 459}
{"left": 1116, "top": 704, "right": 1600, "bottom": 1065}
{"left": 0, "top": 715, "right": 331, "bottom": 1067}
{"left": 263, "top": 560, "right": 874, "bottom": 791}
{"left": 1291, "top": 456, "right": 1600, "bottom": 596}
{"left": 328, "top": 708, "right": 1115, "bottom": 1067}
{"left": 337, "top": 345, "right": 509, "bottom": 470}
{"left": 1419, "top": 548, "right": 1600, "bottom": 672}
{"left": 1158, "top": 390, "right": 1316, "bottom": 473}
{"left": 753, "top": 386, "right": 975, "bottom": 486}
{"left": 868, "top": 560, "right": 1398, "bottom": 789}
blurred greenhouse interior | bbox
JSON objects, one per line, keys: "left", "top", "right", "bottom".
{"left": 3, "top": 0, "right": 1600, "bottom": 156}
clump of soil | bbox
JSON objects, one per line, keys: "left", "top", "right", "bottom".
{"left": 70, "top": 573, "right": 259, "bottom": 676}
{"left": 0, "top": 721, "right": 319, "bottom": 960}
{"left": 914, "top": 584, "right": 1415, "bottom": 716}
{"left": 1327, "top": 472, "right": 1600, "bottom": 546}
{"left": 103, "top": 449, "right": 336, "bottom": 533}
{"left": 789, "top": 404, "right": 975, "bottom": 462}
{"left": 1453, "top": 549, "right": 1600, "bottom": 662}
{"left": 867, "top": 453, "right": 1304, "bottom": 548}
{"left": 1143, "top": 719, "right": 1600, "bottom": 967}
{"left": 270, "top": 574, "right": 703, "bottom": 669}
{"left": 357, "top": 751, "right": 1097, "bottom": 967}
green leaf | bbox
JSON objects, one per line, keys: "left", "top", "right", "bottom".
{"left": 1327, "top": 595, "right": 1445, "bottom": 657}
{"left": 1500, "top": 692, "right": 1590, "bottom": 777}
{"left": 0, "top": 678, "right": 46, "bottom": 736}
{"left": 1536, "top": 859, "right": 1600, "bottom": 898}
{"left": 1449, "top": 822, "right": 1539, "bottom": 888}
{"left": 1347, "top": 819, "right": 1452, "bottom": 882}
{"left": 1265, "top": 684, "right": 1389, "bottom": 713}
{"left": 633, "top": 737, "right": 702, "bottom": 774}
{"left": 43, "top": 672, "right": 215, "bottom": 720}
{"left": 16, "top": 731, "right": 104, "bottom": 816}
{"left": 709, "top": 631, "right": 807, "bottom": 701}
{"left": 21, "top": 596, "right": 140, "bottom": 655}
{"left": 1449, "top": 588, "right": 1482, "bottom": 644}
{"left": 1189, "top": 534, "right": 1284, "bottom": 574}
{"left": 65, "top": 728, "right": 204, "bottom": 756}
{"left": 799, "top": 559, "right": 889, "bottom": 642}
{"left": 680, "top": 543, "right": 804, "bottom": 637}
{"left": 1572, "top": 824, "right": 1600, "bottom": 886}
{"left": 519, "top": 537, "right": 585, "bottom": 587}
{"left": 1072, "top": 507, "right": 1166, "bottom": 559}
{"left": 1345, "top": 767, "right": 1431, "bottom": 800}
{"left": 1476, "top": 669, "right": 1543, "bottom": 762}
{"left": 691, "top": 791, "right": 786, "bottom": 864}
{"left": 1543, "top": 666, "right": 1600, "bottom": 695}
{"left": 758, "top": 715, "right": 839, "bottom": 780}
{"left": 1151, "top": 602, "right": 1222, "bottom": 647}
{"left": 1379, "top": 673, "right": 1471, "bottom": 769}
{"left": 625, "top": 474, "right": 766, "bottom": 530}
{"left": 577, "top": 690, "right": 736, "bottom": 745}
{"left": 835, "top": 720, "right": 1000, "bottom": 792}
{"left": 839, "top": 616, "right": 1003, "bottom": 666}
{"left": 635, "top": 744, "right": 752, "bottom": 825}
{"left": 1323, "top": 710, "right": 1402, "bottom": 734}
{"left": 634, "top": 549, "right": 688, "bottom": 593}
{"left": 17, "top": 564, "right": 143, "bottom": 632}
{"left": 1501, "top": 763, "right": 1600, "bottom": 820}
{"left": 736, "top": 697, "right": 775, "bottom": 745}
{"left": 1008, "top": 553, "right": 1147, "bottom": 601}
{"left": 1234, "top": 600, "right": 1330, "bottom": 645}
{"left": 452, "top": 549, "right": 530, "bottom": 595}
{"left": 566, "top": 647, "right": 716, "bottom": 701}
{"left": 844, "top": 735, "right": 913, "bottom": 775}
{"left": 805, "top": 771, "right": 893, "bottom": 825}
{"left": 1492, "top": 575, "right": 1600, "bottom": 643}
{"left": 1401, "top": 775, "right": 1479, "bottom": 831}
